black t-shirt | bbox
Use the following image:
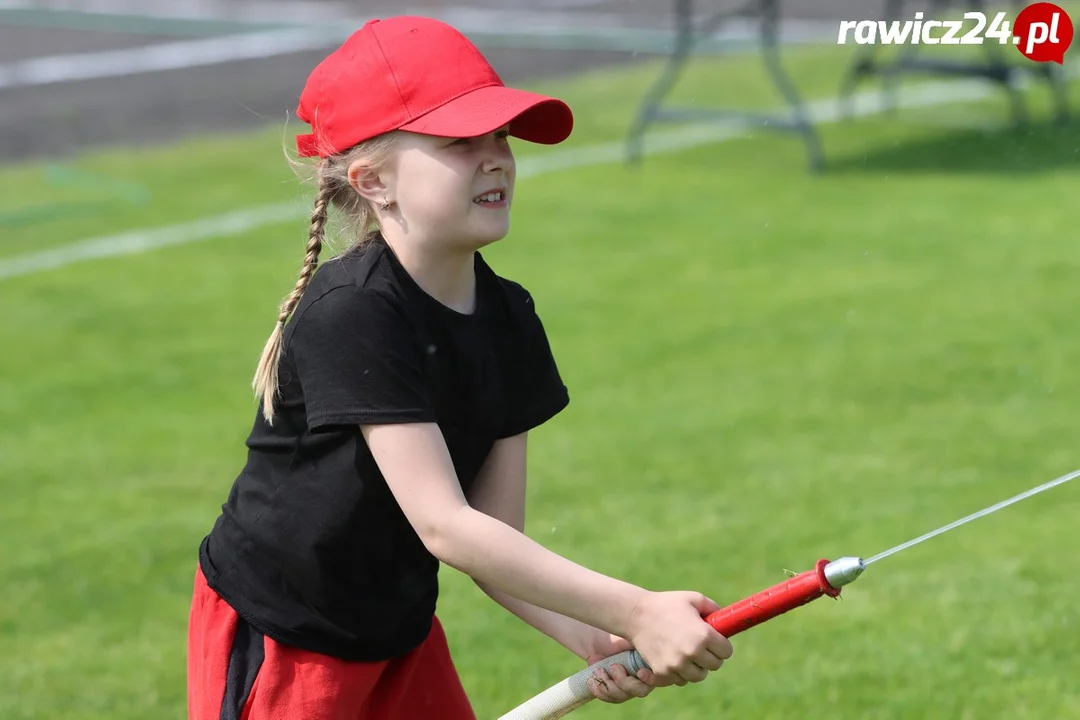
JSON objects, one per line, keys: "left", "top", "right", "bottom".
{"left": 198, "top": 234, "right": 569, "bottom": 662}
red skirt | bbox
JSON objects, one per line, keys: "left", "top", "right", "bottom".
{"left": 186, "top": 566, "right": 477, "bottom": 720}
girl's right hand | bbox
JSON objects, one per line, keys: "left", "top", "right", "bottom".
{"left": 625, "top": 591, "right": 734, "bottom": 687}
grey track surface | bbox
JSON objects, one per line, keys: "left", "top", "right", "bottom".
{"left": 0, "top": 26, "right": 170, "bottom": 62}
{"left": 0, "top": 0, "right": 881, "bottom": 164}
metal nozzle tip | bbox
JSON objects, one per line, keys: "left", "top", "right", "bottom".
{"left": 824, "top": 556, "right": 866, "bottom": 589}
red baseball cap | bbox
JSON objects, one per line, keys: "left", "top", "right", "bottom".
{"left": 295, "top": 16, "right": 574, "bottom": 158}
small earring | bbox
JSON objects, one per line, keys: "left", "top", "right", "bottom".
{"left": 379, "top": 199, "right": 393, "bottom": 211}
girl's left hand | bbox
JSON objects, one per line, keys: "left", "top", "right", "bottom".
{"left": 582, "top": 632, "right": 655, "bottom": 704}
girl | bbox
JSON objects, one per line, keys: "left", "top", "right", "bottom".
{"left": 186, "top": 15, "right": 733, "bottom": 720}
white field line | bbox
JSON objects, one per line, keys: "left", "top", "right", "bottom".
{"left": 535, "top": 0, "right": 611, "bottom": 8}
{"left": 0, "top": 0, "right": 839, "bottom": 34}
{"left": 0, "top": 12, "right": 838, "bottom": 90}
{"left": 0, "top": 70, "right": 1071, "bottom": 282}
{"left": 0, "top": 27, "right": 344, "bottom": 90}
{"left": 0, "top": 202, "right": 306, "bottom": 279}
{"left": 0, "top": 0, "right": 404, "bottom": 23}
{"left": 0, "top": 0, "right": 357, "bottom": 23}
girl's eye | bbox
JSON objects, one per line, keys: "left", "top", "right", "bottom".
{"left": 449, "top": 129, "right": 509, "bottom": 147}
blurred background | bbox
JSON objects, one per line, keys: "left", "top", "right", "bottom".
{"left": 2, "top": 1, "right": 1079, "bottom": 719}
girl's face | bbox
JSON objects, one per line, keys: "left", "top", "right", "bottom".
{"left": 383, "top": 125, "right": 516, "bottom": 252}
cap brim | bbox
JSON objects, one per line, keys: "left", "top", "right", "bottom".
{"left": 398, "top": 85, "right": 573, "bottom": 145}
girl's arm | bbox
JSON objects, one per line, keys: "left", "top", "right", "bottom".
{"left": 464, "top": 431, "right": 601, "bottom": 660}
{"left": 361, "top": 421, "right": 733, "bottom": 687}
{"left": 362, "top": 422, "right": 645, "bottom": 640}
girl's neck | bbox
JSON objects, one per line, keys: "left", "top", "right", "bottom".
{"left": 383, "top": 234, "right": 478, "bottom": 315}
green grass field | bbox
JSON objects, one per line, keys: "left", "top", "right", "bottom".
{"left": 2, "top": 40, "right": 1080, "bottom": 719}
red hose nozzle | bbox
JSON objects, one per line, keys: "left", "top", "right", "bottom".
{"left": 703, "top": 557, "right": 866, "bottom": 638}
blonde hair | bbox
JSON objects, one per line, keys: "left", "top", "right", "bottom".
{"left": 252, "top": 132, "right": 399, "bottom": 424}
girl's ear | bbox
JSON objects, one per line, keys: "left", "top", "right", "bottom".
{"left": 347, "top": 160, "right": 390, "bottom": 205}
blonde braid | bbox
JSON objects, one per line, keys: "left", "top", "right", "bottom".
{"left": 252, "top": 179, "right": 333, "bottom": 424}
{"left": 253, "top": 129, "right": 400, "bottom": 425}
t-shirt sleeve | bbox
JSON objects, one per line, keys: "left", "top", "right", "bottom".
{"left": 499, "top": 286, "right": 570, "bottom": 438}
{"left": 287, "top": 285, "right": 437, "bottom": 432}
